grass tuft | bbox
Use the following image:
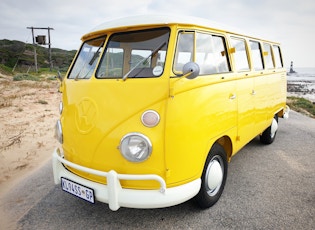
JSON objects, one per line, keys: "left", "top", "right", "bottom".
{"left": 287, "top": 96, "right": 315, "bottom": 118}
{"left": 36, "top": 100, "right": 48, "bottom": 105}
{"left": 13, "top": 74, "right": 40, "bottom": 81}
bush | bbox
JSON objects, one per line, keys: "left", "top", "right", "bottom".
{"left": 13, "top": 73, "right": 39, "bottom": 81}
{"left": 287, "top": 96, "right": 315, "bottom": 118}
{"left": 0, "top": 64, "right": 12, "bottom": 75}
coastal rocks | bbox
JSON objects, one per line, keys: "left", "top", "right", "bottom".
{"left": 287, "top": 81, "right": 315, "bottom": 94}
{"left": 287, "top": 80, "right": 315, "bottom": 103}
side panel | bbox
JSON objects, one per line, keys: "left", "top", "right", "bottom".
{"left": 254, "top": 70, "right": 287, "bottom": 130}
{"left": 235, "top": 70, "right": 286, "bottom": 152}
{"left": 164, "top": 69, "right": 286, "bottom": 187}
{"left": 236, "top": 75, "right": 255, "bottom": 148}
{"left": 254, "top": 72, "right": 279, "bottom": 132}
{"left": 165, "top": 74, "right": 237, "bottom": 186}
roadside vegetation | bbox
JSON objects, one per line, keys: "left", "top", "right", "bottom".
{"left": 0, "top": 65, "right": 66, "bottom": 82}
{"left": 0, "top": 67, "right": 62, "bottom": 110}
{"left": 287, "top": 96, "right": 315, "bottom": 118}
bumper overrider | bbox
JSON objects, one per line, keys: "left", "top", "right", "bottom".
{"left": 52, "top": 148, "right": 201, "bottom": 211}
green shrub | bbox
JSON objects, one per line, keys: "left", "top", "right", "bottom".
{"left": 13, "top": 73, "right": 39, "bottom": 81}
{"left": 287, "top": 97, "right": 315, "bottom": 118}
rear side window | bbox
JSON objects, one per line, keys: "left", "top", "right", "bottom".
{"left": 231, "top": 37, "right": 250, "bottom": 71}
{"left": 249, "top": 40, "right": 264, "bottom": 71}
{"left": 273, "top": 45, "right": 283, "bottom": 68}
{"left": 263, "top": 43, "right": 274, "bottom": 69}
{"left": 196, "top": 33, "right": 230, "bottom": 74}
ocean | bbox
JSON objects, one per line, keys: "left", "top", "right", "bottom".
{"left": 287, "top": 67, "right": 315, "bottom": 102}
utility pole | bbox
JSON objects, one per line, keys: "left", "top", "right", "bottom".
{"left": 27, "top": 27, "right": 38, "bottom": 72}
{"left": 47, "top": 27, "right": 53, "bottom": 71}
{"left": 26, "top": 26, "right": 54, "bottom": 72}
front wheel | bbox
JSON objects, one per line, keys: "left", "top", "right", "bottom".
{"left": 195, "top": 143, "right": 228, "bottom": 209}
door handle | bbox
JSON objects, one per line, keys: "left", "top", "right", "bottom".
{"left": 229, "top": 94, "right": 236, "bottom": 100}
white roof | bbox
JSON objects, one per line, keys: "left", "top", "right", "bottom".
{"left": 88, "top": 14, "right": 247, "bottom": 36}
{"left": 83, "top": 14, "right": 278, "bottom": 42}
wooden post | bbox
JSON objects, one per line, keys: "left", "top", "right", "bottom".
{"left": 27, "top": 27, "right": 38, "bottom": 72}
{"left": 27, "top": 26, "right": 54, "bottom": 72}
{"left": 48, "top": 27, "right": 53, "bottom": 71}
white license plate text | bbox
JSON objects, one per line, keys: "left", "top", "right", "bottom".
{"left": 61, "top": 177, "right": 95, "bottom": 203}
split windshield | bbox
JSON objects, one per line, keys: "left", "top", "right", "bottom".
{"left": 96, "top": 27, "right": 170, "bottom": 79}
{"left": 68, "top": 27, "right": 170, "bottom": 80}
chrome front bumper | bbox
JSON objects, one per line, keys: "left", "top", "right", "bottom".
{"left": 52, "top": 148, "right": 201, "bottom": 211}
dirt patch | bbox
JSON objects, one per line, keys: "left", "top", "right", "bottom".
{"left": 0, "top": 73, "right": 61, "bottom": 196}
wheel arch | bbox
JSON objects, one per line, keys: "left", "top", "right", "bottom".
{"left": 202, "top": 135, "right": 232, "bottom": 168}
{"left": 216, "top": 136, "right": 233, "bottom": 162}
{"left": 197, "top": 135, "right": 233, "bottom": 180}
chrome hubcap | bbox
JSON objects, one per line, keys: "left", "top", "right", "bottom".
{"left": 205, "top": 156, "right": 224, "bottom": 196}
{"left": 270, "top": 118, "right": 278, "bottom": 138}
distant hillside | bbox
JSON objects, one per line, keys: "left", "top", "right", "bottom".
{"left": 0, "top": 39, "right": 77, "bottom": 72}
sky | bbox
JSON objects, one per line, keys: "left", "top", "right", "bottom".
{"left": 1, "top": 0, "right": 315, "bottom": 68}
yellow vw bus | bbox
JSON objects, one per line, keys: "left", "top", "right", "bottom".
{"left": 53, "top": 15, "right": 289, "bottom": 211}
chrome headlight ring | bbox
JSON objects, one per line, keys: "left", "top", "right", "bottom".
{"left": 119, "top": 133, "right": 152, "bottom": 162}
{"left": 59, "top": 101, "right": 63, "bottom": 115}
{"left": 55, "top": 120, "right": 63, "bottom": 144}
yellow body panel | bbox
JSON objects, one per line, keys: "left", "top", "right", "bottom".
{"left": 61, "top": 77, "right": 169, "bottom": 189}
{"left": 165, "top": 73, "right": 238, "bottom": 185}
{"left": 58, "top": 16, "right": 287, "bottom": 190}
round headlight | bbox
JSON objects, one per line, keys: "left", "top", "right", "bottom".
{"left": 55, "top": 120, "right": 63, "bottom": 144}
{"left": 119, "top": 133, "right": 152, "bottom": 162}
{"left": 141, "top": 110, "right": 160, "bottom": 127}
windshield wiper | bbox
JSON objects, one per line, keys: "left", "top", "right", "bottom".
{"left": 88, "top": 41, "right": 104, "bottom": 65}
{"left": 75, "top": 41, "right": 104, "bottom": 81}
{"left": 122, "top": 42, "right": 166, "bottom": 81}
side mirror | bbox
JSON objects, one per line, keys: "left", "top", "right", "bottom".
{"left": 182, "top": 62, "right": 200, "bottom": 79}
{"left": 57, "top": 71, "right": 64, "bottom": 82}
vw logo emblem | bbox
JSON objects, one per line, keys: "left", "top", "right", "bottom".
{"left": 75, "top": 98, "right": 98, "bottom": 134}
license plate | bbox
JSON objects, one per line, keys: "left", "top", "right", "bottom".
{"left": 61, "top": 177, "right": 95, "bottom": 203}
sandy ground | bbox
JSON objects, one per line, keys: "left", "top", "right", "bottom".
{"left": 0, "top": 73, "right": 61, "bottom": 197}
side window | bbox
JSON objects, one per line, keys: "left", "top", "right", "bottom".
{"left": 249, "top": 40, "right": 264, "bottom": 70}
{"left": 68, "top": 36, "right": 106, "bottom": 79}
{"left": 196, "top": 33, "right": 230, "bottom": 74}
{"left": 231, "top": 37, "right": 250, "bottom": 71}
{"left": 174, "top": 32, "right": 194, "bottom": 72}
{"left": 273, "top": 45, "right": 283, "bottom": 68}
{"left": 263, "top": 43, "right": 274, "bottom": 69}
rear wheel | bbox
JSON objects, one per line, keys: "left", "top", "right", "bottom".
{"left": 195, "top": 143, "right": 227, "bottom": 209}
{"left": 260, "top": 115, "right": 278, "bottom": 144}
